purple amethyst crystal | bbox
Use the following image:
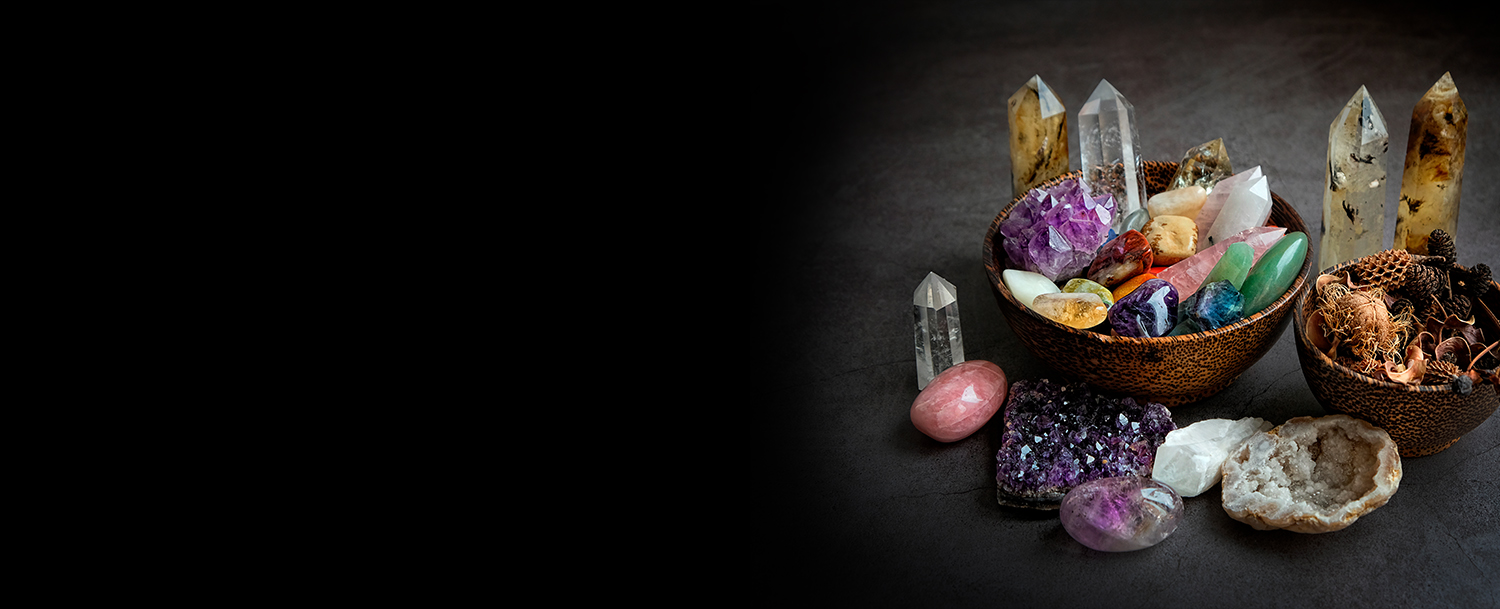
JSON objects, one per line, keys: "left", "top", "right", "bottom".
{"left": 1001, "top": 177, "right": 1117, "bottom": 282}
{"left": 994, "top": 379, "right": 1176, "bottom": 509}
{"left": 1108, "top": 278, "right": 1179, "bottom": 338}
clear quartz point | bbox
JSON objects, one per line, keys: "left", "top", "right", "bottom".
{"left": 1320, "top": 86, "right": 1388, "bottom": 271}
{"left": 1079, "top": 79, "right": 1145, "bottom": 234}
{"left": 913, "top": 271, "right": 965, "bottom": 390}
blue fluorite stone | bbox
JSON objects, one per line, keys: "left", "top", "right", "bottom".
{"left": 1108, "top": 278, "right": 1178, "bottom": 338}
{"left": 1183, "top": 280, "right": 1244, "bottom": 331}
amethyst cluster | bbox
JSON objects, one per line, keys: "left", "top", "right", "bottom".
{"left": 995, "top": 379, "right": 1176, "bottom": 509}
{"left": 1000, "top": 177, "right": 1116, "bottom": 282}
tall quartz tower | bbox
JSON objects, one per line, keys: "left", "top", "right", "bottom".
{"left": 1007, "top": 75, "right": 1069, "bottom": 196}
{"left": 1395, "top": 72, "right": 1467, "bottom": 255}
{"left": 1320, "top": 86, "right": 1388, "bottom": 272}
{"left": 1079, "top": 79, "right": 1145, "bottom": 233}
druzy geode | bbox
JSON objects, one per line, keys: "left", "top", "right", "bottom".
{"left": 1001, "top": 177, "right": 1116, "bottom": 282}
{"left": 995, "top": 379, "right": 1176, "bottom": 509}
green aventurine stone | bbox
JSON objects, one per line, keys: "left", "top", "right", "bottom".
{"left": 1201, "top": 242, "right": 1254, "bottom": 291}
{"left": 1239, "top": 232, "right": 1308, "bottom": 315}
{"left": 1063, "top": 278, "right": 1115, "bottom": 308}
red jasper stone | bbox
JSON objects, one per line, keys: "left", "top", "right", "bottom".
{"left": 1087, "top": 230, "right": 1153, "bottom": 288}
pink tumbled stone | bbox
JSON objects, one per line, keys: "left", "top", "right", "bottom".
{"left": 910, "top": 360, "right": 1008, "bottom": 442}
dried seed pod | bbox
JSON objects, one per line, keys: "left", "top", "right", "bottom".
{"left": 1320, "top": 288, "right": 1400, "bottom": 361}
{"left": 1399, "top": 264, "right": 1444, "bottom": 299}
{"left": 1444, "top": 294, "right": 1472, "bottom": 321}
{"left": 1426, "top": 229, "right": 1457, "bottom": 269}
{"left": 1426, "top": 360, "right": 1462, "bottom": 383}
{"left": 1352, "top": 249, "right": 1412, "bottom": 293}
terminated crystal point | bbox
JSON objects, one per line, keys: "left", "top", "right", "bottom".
{"left": 1204, "top": 173, "right": 1271, "bottom": 249}
{"left": 1079, "top": 80, "right": 1145, "bottom": 234}
{"left": 1321, "top": 86, "right": 1389, "bottom": 272}
{"left": 1169, "top": 138, "right": 1234, "bottom": 193}
{"left": 1396, "top": 72, "right": 1467, "bottom": 255}
{"left": 1008, "top": 75, "right": 1069, "bottom": 196}
{"left": 913, "top": 272, "right": 965, "bottom": 389}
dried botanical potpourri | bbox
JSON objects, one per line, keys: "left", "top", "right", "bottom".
{"left": 1305, "top": 230, "right": 1498, "bottom": 390}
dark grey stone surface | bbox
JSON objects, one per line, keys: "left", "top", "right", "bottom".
{"left": 743, "top": 1, "right": 1498, "bottom": 606}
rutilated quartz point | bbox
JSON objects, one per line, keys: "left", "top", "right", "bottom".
{"left": 1395, "top": 72, "right": 1466, "bottom": 255}
{"left": 1320, "top": 86, "right": 1388, "bottom": 272}
{"left": 1008, "top": 75, "right": 1069, "bottom": 196}
{"left": 1079, "top": 79, "right": 1145, "bottom": 234}
{"left": 1169, "top": 138, "right": 1233, "bottom": 193}
{"left": 914, "top": 272, "right": 965, "bottom": 390}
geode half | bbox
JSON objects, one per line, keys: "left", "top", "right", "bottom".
{"left": 995, "top": 379, "right": 1175, "bottom": 509}
{"left": 1221, "top": 415, "right": 1402, "bottom": 533}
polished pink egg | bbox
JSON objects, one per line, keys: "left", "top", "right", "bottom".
{"left": 910, "top": 360, "right": 1008, "bottom": 442}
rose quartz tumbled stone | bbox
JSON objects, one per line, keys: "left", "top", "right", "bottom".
{"left": 910, "top": 360, "right": 1008, "bottom": 442}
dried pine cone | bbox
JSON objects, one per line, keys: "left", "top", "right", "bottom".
{"left": 1443, "top": 294, "right": 1472, "bottom": 320}
{"left": 1453, "top": 263, "right": 1492, "bottom": 298}
{"left": 1399, "top": 264, "right": 1444, "bottom": 299}
{"left": 1426, "top": 229, "right": 1457, "bottom": 269}
{"left": 1426, "top": 360, "right": 1462, "bottom": 383}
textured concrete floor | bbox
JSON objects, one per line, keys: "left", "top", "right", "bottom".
{"left": 743, "top": 1, "right": 1498, "bottom": 605}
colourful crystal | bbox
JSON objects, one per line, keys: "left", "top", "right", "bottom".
{"left": 1060, "top": 476, "right": 1183, "bottom": 552}
{"left": 1239, "top": 231, "right": 1308, "bottom": 316}
{"left": 1156, "top": 226, "right": 1286, "bottom": 297}
{"left": 1146, "top": 185, "right": 1207, "bottom": 220}
{"left": 1204, "top": 172, "right": 1272, "bottom": 249}
{"left": 1395, "top": 72, "right": 1466, "bottom": 254}
{"left": 1110, "top": 272, "right": 1157, "bottom": 302}
{"left": 914, "top": 272, "right": 965, "bottom": 389}
{"left": 1142, "top": 215, "right": 1198, "bottom": 265}
{"left": 1168, "top": 138, "right": 1234, "bottom": 193}
{"left": 1002, "top": 269, "right": 1061, "bottom": 310}
{"left": 1001, "top": 177, "right": 1117, "bottom": 282}
{"left": 1063, "top": 278, "right": 1115, "bottom": 308}
{"left": 1086, "top": 230, "right": 1152, "bottom": 288}
{"left": 1008, "top": 75, "right": 1070, "bottom": 195}
{"left": 910, "top": 360, "right": 1009, "bottom": 443}
{"left": 1320, "top": 86, "right": 1388, "bottom": 272}
{"left": 1031, "top": 292, "right": 1108, "bottom": 329}
{"left": 1108, "top": 278, "right": 1178, "bottom": 338}
{"left": 995, "top": 379, "right": 1175, "bottom": 508}
{"left": 1079, "top": 80, "right": 1145, "bottom": 233}
{"left": 1194, "top": 166, "right": 1262, "bottom": 250}
{"left": 1201, "top": 242, "right": 1254, "bottom": 291}
{"left": 1183, "top": 280, "right": 1244, "bottom": 331}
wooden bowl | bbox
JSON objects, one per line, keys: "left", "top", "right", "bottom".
{"left": 1293, "top": 259, "right": 1500, "bottom": 457}
{"left": 981, "top": 161, "right": 1312, "bottom": 407}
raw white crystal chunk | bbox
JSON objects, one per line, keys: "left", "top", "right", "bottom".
{"left": 1151, "top": 417, "right": 1272, "bottom": 497}
{"left": 914, "top": 272, "right": 965, "bottom": 389}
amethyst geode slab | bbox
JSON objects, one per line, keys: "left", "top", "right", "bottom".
{"left": 995, "top": 379, "right": 1176, "bottom": 509}
{"left": 1001, "top": 177, "right": 1117, "bottom": 282}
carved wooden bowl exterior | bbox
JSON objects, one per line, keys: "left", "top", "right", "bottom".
{"left": 1293, "top": 259, "right": 1500, "bottom": 457}
{"left": 982, "top": 161, "right": 1312, "bottom": 408}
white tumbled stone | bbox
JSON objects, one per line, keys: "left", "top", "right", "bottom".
{"left": 1002, "top": 269, "right": 1061, "bottom": 310}
{"left": 1151, "top": 417, "right": 1272, "bottom": 497}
